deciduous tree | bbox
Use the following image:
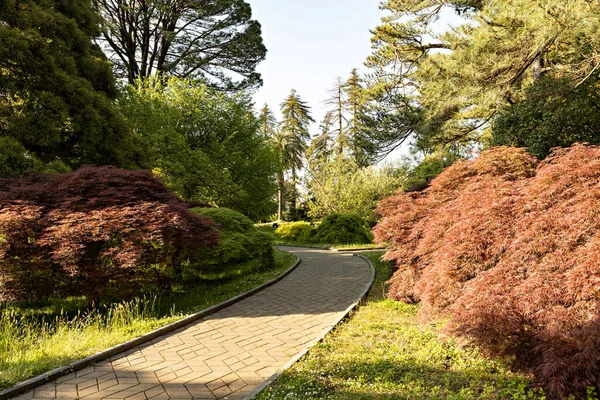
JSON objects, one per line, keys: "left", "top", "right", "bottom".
{"left": 118, "top": 77, "right": 277, "bottom": 220}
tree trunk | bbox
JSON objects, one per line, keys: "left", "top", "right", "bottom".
{"left": 277, "top": 171, "right": 284, "bottom": 221}
{"left": 290, "top": 166, "right": 297, "bottom": 220}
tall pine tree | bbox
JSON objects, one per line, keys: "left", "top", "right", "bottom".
{"left": 280, "top": 90, "right": 314, "bottom": 220}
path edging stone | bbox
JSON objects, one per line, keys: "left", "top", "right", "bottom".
{"left": 0, "top": 253, "right": 301, "bottom": 400}
{"left": 244, "top": 251, "right": 376, "bottom": 400}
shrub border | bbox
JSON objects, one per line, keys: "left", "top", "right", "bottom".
{"left": 244, "top": 251, "right": 376, "bottom": 399}
{"left": 0, "top": 252, "right": 301, "bottom": 400}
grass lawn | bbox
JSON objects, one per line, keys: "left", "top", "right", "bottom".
{"left": 256, "top": 251, "right": 545, "bottom": 400}
{"left": 0, "top": 249, "right": 297, "bottom": 390}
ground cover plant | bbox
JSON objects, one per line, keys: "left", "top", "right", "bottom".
{"left": 374, "top": 144, "right": 600, "bottom": 398}
{"left": 256, "top": 251, "right": 542, "bottom": 400}
{"left": 0, "top": 249, "right": 296, "bottom": 390}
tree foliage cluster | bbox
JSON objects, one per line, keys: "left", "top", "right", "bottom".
{"left": 0, "top": 0, "right": 276, "bottom": 221}
{"left": 374, "top": 144, "right": 600, "bottom": 398}
{"left": 258, "top": 90, "right": 314, "bottom": 221}
{"left": 190, "top": 207, "right": 274, "bottom": 277}
{"left": 119, "top": 77, "right": 277, "bottom": 220}
{"left": 94, "top": 0, "right": 266, "bottom": 90}
{"left": 0, "top": 0, "right": 144, "bottom": 173}
{"left": 0, "top": 167, "right": 219, "bottom": 305}
{"left": 367, "top": 0, "right": 600, "bottom": 158}
{"left": 306, "top": 157, "right": 404, "bottom": 223}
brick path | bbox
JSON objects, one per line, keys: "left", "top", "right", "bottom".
{"left": 14, "top": 247, "right": 372, "bottom": 400}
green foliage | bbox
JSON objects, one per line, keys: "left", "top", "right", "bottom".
{"left": 0, "top": 137, "right": 71, "bottom": 178}
{"left": 401, "top": 151, "right": 461, "bottom": 192}
{"left": 190, "top": 208, "right": 275, "bottom": 276}
{"left": 0, "top": 137, "right": 37, "bottom": 178}
{"left": 274, "top": 221, "right": 313, "bottom": 243}
{"left": 491, "top": 76, "right": 600, "bottom": 159}
{"left": 307, "top": 156, "right": 404, "bottom": 223}
{"left": 366, "top": 0, "right": 600, "bottom": 155}
{"left": 310, "top": 214, "right": 372, "bottom": 245}
{"left": 95, "top": 0, "right": 267, "bottom": 90}
{"left": 119, "top": 77, "right": 277, "bottom": 220}
{"left": 0, "top": 0, "right": 143, "bottom": 171}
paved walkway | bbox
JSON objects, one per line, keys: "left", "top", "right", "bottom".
{"left": 14, "top": 247, "right": 373, "bottom": 400}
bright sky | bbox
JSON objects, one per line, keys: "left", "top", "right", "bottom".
{"left": 245, "top": 1, "right": 466, "bottom": 159}
{"left": 246, "top": 0, "right": 382, "bottom": 134}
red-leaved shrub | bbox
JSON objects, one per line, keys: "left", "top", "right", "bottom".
{"left": 0, "top": 166, "right": 218, "bottom": 303}
{"left": 374, "top": 144, "right": 600, "bottom": 398}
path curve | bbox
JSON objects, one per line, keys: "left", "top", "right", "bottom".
{"left": 11, "top": 247, "right": 373, "bottom": 400}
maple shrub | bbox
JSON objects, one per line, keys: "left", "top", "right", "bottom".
{"left": 373, "top": 144, "right": 600, "bottom": 398}
{"left": 0, "top": 167, "right": 219, "bottom": 304}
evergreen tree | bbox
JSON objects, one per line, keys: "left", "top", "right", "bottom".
{"left": 366, "top": 0, "right": 600, "bottom": 155}
{"left": 94, "top": 0, "right": 267, "bottom": 90}
{"left": 0, "top": 0, "right": 143, "bottom": 173}
{"left": 280, "top": 89, "right": 314, "bottom": 220}
{"left": 323, "top": 77, "right": 348, "bottom": 158}
{"left": 268, "top": 128, "right": 304, "bottom": 221}
{"left": 257, "top": 104, "right": 278, "bottom": 138}
{"left": 344, "top": 69, "right": 371, "bottom": 167}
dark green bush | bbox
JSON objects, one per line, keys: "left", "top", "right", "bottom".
{"left": 190, "top": 208, "right": 274, "bottom": 277}
{"left": 274, "top": 221, "right": 313, "bottom": 243}
{"left": 311, "top": 214, "right": 372, "bottom": 245}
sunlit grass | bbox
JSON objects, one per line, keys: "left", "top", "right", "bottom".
{"left": 0, "top": 249, "right": 297, "bottom": 390}
{"left": 256, "top": 251, "right": 545, "bottom": 400}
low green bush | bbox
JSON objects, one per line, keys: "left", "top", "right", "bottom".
{"left": 190, "top": 208, "right": 274, "bottom": 277}
{"left": 274, "top": 221, "right": 313, "bottom": 243}
{"left": 311, "top": 213, "right": 372, "bottom": 245}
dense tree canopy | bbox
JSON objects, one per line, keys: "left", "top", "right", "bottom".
{"left": 119, "top": 77, "right": 277, "bottom": 220}
{"left": 0, "top": 0, "right": 143, "bottom": 173}
{"left": 94, "top": 0, "right": 267, "bottom": 90}
{"left": 366, "top": 0, "right": 600, "bottom": 155}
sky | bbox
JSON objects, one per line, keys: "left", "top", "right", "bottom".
{"left": 245, "top": 1, "right": 466, "bottom": 160}
{"left": 245, "top": 0, "right": 382, "bottom": 133}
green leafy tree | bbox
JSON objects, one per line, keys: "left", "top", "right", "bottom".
{"left": 94, "top": 0, "right": 267, "bottom": 90}
{"left": 306, "top": 156, "right": 405, "bottom": 224}
{"left": 0, "top": 0, "right": 142, "bottom": 172}
{"left": 280, "top": 89, "right": 314, "bottom": 220}
{"left": 119, "top": 77, "right": 277, "bottom": 220}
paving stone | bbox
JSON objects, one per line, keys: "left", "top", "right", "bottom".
{"left": 16, "top": 248, "right": 371, "bottom": 400}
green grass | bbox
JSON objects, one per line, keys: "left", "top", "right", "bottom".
{"left": 256, "top": 251, "right": 545, "bottom": 400}
{"left": 0, "top": 249, "right": 297, "bottom": 390}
